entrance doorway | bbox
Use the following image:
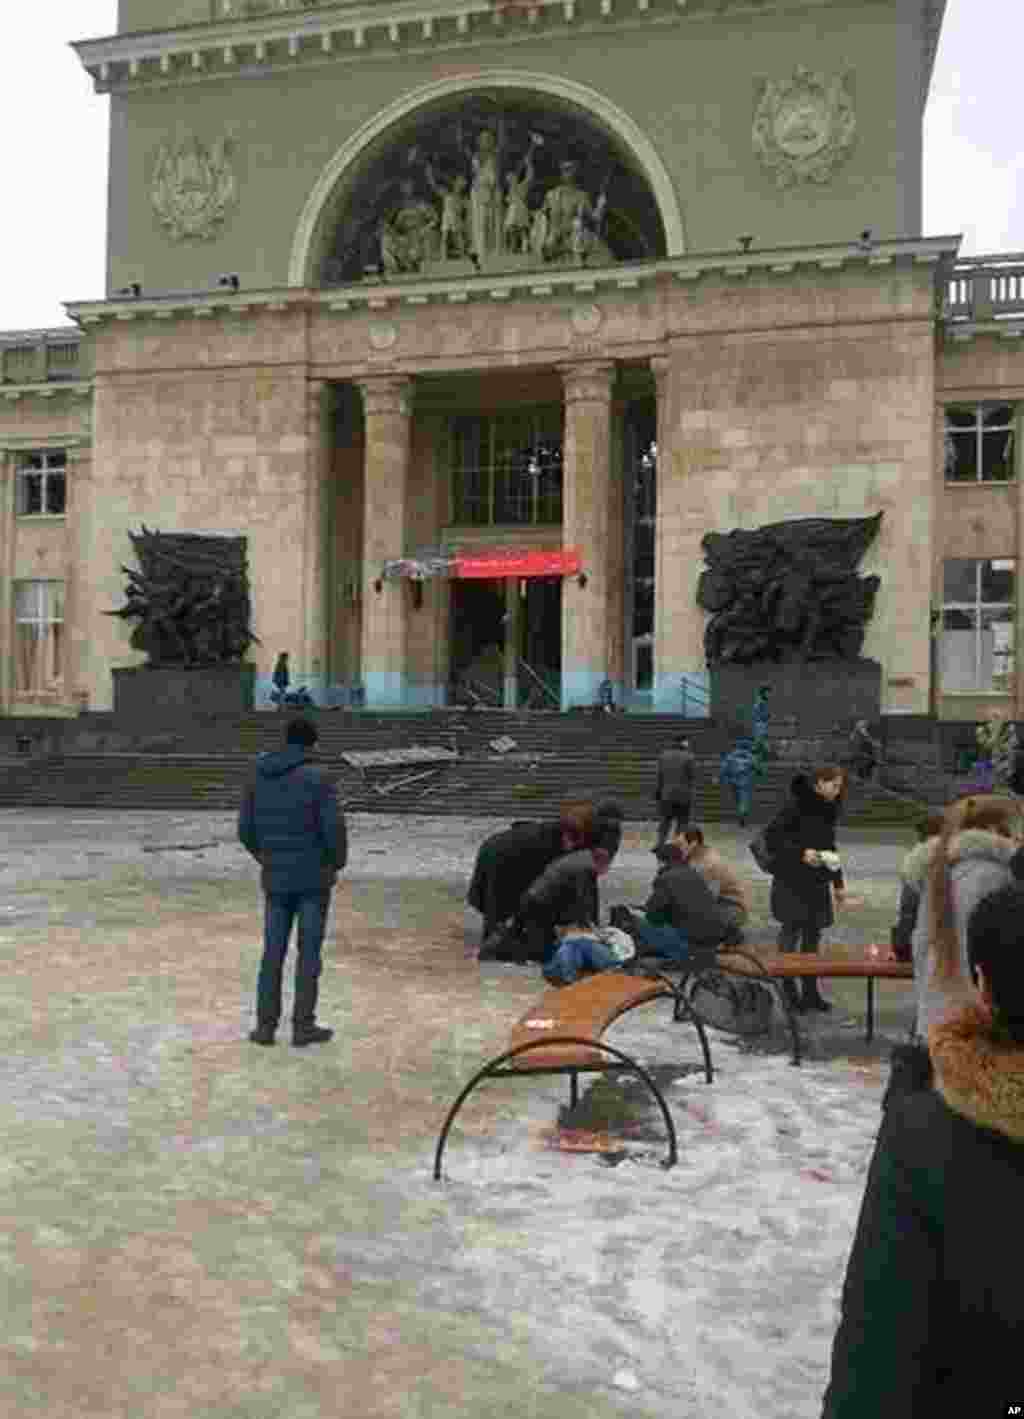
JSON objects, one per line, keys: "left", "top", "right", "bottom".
{"left": 448, "top": 576, "right": 561, "bottom": 707}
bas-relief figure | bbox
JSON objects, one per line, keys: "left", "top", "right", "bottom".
{"left": 370, "top": 118, "right": 613, "bottom": 279}
{"left": 697, "top": 513, "right": 883, "bottom": 667}
{"left": 106, "top": 527, "right": 260, "bottom": 668}
{"left": 150, "top": 131, "right": 238, "bottom": 242}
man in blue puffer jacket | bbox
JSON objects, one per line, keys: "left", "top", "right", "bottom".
{"left": 238, "top": 717, "right": 347, "bottom": 1047}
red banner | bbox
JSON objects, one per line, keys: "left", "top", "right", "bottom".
{"left": 453, "top": 548, "right": 582, "bottom": 580}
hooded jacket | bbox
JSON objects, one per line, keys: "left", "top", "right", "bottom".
{"left": 821, "top": 1002, "right": 1024, "bottom": 1419}
{"left": 763, "top": 773, "right": 844, "bottom": 929}
{"left": 910, "top": 828, "right": 1018, "bottom": 1040}
{"left": 238, "top": 745, "right": 347, "bottom": 894}
{"left": 889, "top": 836, "right": 938, "bottom": 960}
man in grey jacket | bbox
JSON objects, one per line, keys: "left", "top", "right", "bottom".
{"left": 654, "top": 736, "right": 696, "bottom": 849}
{"left": 238, "top": 717, "right": 347, "bottom": 1047}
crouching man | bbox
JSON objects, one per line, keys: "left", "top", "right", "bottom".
{"left": 634, "top": 831, "right": 745, "bottom": 964}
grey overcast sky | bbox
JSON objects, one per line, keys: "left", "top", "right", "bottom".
{"left": 1, "top": 0, "right": 1021, "bottom": 332}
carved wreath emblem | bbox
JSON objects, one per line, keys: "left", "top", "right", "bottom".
{"left": 752, "top": 67, "right": 856, "bottom": 187}
{"left": 150, "top": 132, "right": 238, "bottom": 242}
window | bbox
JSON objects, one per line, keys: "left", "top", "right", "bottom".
{"left": 449, "top": 411, "right": 562, "bottom": 526}
{"left": 944, "top": 404, "right": 1016, "bottom": 482}
{"left": 13, "top": 581, "right": 65, "bottom": 697}
{"left": 15, "top": 450, "right": 67, "bottom": 516}
{"left": 940, "top": 558, "right": 1015, "bottom": 693}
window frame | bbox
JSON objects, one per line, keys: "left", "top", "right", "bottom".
{"left": 940, "top": 557, "right": 1016, "bottom": 695}
{"left": 942, "top": 401, "right": 1017, "bottom": 484}
{"left": 447, "top": 410, "right": 563, "bottom": 528}
{"left": 12, "top": 579, "right": 66, "bottom": 699}
{"left": 14, "top": 448, "right": 68, "bottom": 518}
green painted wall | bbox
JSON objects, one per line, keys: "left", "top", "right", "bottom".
{"left": 106, "top": 0, "right": 927, "bottom": 295}
{"left": 119, "top": 1, "right": 213, "bottom": 32}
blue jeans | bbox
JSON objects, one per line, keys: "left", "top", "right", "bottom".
{"left": 631, "top": 918, "right": 691, "bottom": 964}
{"left": 543, "top": 936, "right": 619, "bottom": 985}
{"left": 256, "top": 890, "right": 332, "bottom": 1030}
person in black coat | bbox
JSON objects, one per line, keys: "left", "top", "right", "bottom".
{"left": 821, "top": 881, "right": 1024, "bottom": 1418}
{"left": 468, "top": 801, "right": 597, "bottom": 953}
{"left": 763, "top": 767, "right": 848, "bottom": 1013}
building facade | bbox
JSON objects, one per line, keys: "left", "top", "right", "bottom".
{"left": 2, "top": 0, "right": 1023, "bottom": 719}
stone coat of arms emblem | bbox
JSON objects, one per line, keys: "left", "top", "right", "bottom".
{"left": 752, "top": 67, "right": 856, "bottom": 187}
{"left": 150, "top": 132, "right": 238, "bottom": 241}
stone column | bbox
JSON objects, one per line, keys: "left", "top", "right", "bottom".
{"left": 561, "top": 360, "right": 614, "bottom": 709}
{"left": 65, "top": 439, "right": 95, "bottom": 712}
{"left": 0, "top": 449, "right": 12, "bottom": 712}
{"left": 651, "top": 352, "right": 705, "bottom": 713}
{"left": 359, "top": 375, "right": 412, "bottom": 707}
{"left": 503, "top": 577, "right": 521, "bottom": 708}
{"left": 303, "top": 380, "right": 330, "bottom": 705}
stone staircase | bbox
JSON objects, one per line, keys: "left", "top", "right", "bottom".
{"left": 0, "top": 708, "right": 938, "bottom": 825}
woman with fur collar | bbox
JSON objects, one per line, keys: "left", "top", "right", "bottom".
{"left": 762, "top": 766, "right": 848, "bottom": 1013}
{"left": 911, "top": 794, "right": 1021, "bottom": 1042}
{"left": 821, "top": 880, "right": 1024, "bottom": 1417}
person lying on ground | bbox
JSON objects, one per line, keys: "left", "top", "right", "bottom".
{"left": 468, "top": 800, "right": 596, "bottom": 947}
{"left": 631, "top": 832, "right": 745, "bottom": 964}
{"left": 822, "top": 880, "right": 1024, "bottom": 1419}
{"left": 514, "top": 844, "right": 613, "bottom": 965}
{"left": 680, "top": 826, "right": 751, "bottom": 937}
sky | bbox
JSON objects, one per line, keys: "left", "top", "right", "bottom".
{"left": 1, "top": 0, "right": 1021, "bottom": 332}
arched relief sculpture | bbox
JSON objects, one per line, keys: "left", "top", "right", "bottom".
{"left": 752, "top": 67, "right": 857, "bottom": 187}
{"left": 150, "top": 131, "right": 238, "bottom": 242}
{"left": 697, "top": 513, "right": 883, "bottom": 667}
{"left": 319, "top": 95, "right": 663, "bottom": 285}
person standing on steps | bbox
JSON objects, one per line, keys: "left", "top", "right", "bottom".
{"left": 238, "top": 717, "right": 347, "bottom": 1047}
{"left": 719, "top": 736, "right": 760, "bottom": 827}
{"left": 654, "top": 735, "right": 696, "bottom": 850}
{"left": 271, "top": 652, "right": 290, "bottom": 709}
{"left": 762, "top": 765, "right": 849, "bottom": 1014}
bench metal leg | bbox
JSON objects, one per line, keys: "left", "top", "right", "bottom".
{"left": 433, "top": 1036, "right": 680, "bottom": 1182}
{"left": 569, "top": 1070, "right": 578, "bottom": 1110}
{"left": 866, "top": 977, "right": 875, "bottom": 1043}
{"left": 632, "top": 969, "right": 715, "bottom": 1084}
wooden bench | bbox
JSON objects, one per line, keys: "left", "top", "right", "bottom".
{"left": 681, "top": 948, "right": 914, "bottom": 1067}
{"left": 433, "top": 969, "right": 714, "bottom": 1181}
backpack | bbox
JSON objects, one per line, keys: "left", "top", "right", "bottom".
{"left": 749, "top": 808, "right": 786, "bottom": 874}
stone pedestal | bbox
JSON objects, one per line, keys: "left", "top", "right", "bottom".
{"left": 710, "top": 659, "right": 882, "bottom": 736}
{"left": 112, "top": 664, "right": 256, "bottom": 722}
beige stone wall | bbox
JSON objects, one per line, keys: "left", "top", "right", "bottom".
{"left": 118, "top": 1, "right": 212, "bottom": 31}
{"left": 81, "top": 316, "right": 317, "bottom": 710}
{"left": 0, "top": 392, "right": 91, "bottom": 712}
{"left": 935, "top": 332, "right": 1024, "bottom": 721}
{"left": 654, "top": 264, "right": 937, "bottom": 715}
{"left": 104, "top": 1, "right": 924, "bottom": 295}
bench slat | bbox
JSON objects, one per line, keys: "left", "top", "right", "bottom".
{"left": 718, "top": 952, "right": 913, "bottom": 980}
{"left": 507, "top": 974, "right": 671, "bottom": 1070}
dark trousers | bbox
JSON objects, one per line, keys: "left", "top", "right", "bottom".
{"left": 656, "top": 798, "right": 691, "bottom": 847}
{"left": 777, "top": 921, "right": 824, "bottom": 1004}
{"left": 256, "top": 890, "right": 332, "bottom": 1030}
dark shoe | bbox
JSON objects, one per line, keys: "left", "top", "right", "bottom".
{"left": 292, "top": 1025, "right": 334, "bottom": 1047}
{"left": 249, "top": 1026, "right": 276, "bottom": 1046}
{"left": 801, "top": 985, "right": 832, "bottom": 1013}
